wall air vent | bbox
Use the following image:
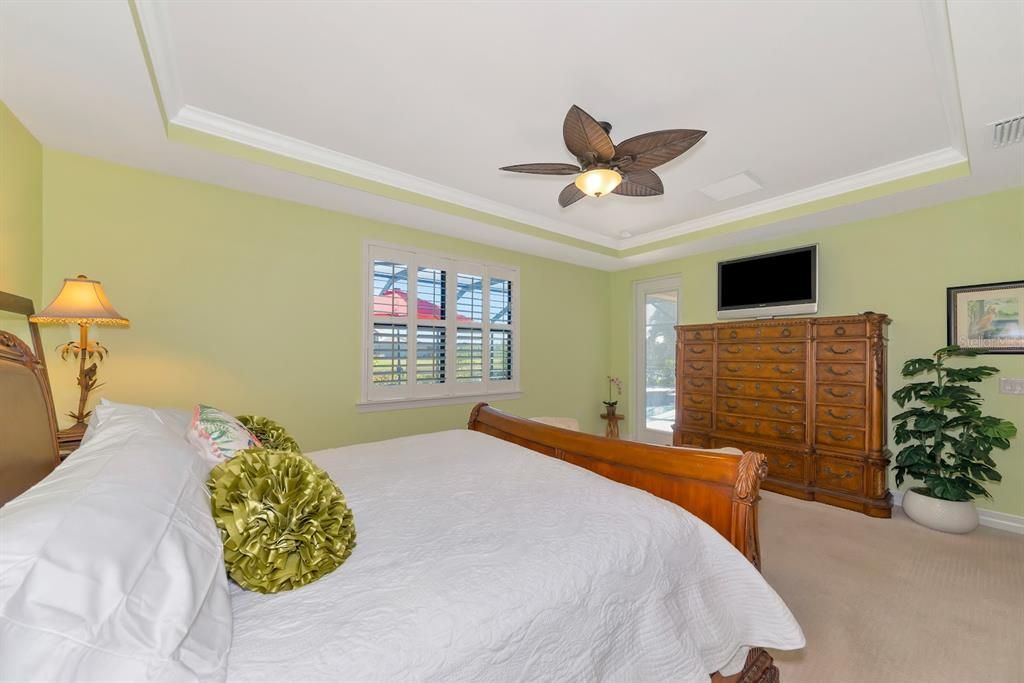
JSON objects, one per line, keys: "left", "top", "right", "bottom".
{"left": 991, "top": 115, "right": 1024, "bottom": 148}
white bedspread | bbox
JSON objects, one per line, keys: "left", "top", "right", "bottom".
{"left": 226, "top": 430, "right": 803, "bottom": 682}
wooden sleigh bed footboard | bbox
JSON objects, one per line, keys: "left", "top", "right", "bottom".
{"left": 468, "top": 403, "right": 768, "bottom": 569}
{"left": 468, "top": 404, "right": 779, "bottom": 683}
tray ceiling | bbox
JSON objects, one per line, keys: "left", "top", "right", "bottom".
{"left": 1, "top": 0, "right": 1020, "bottom": 269}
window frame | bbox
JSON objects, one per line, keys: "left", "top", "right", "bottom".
{"left": 359, "top": 241, "right": 521, "bottom": 411}
{"left": 632, "top": 276, "right": 681, "bottom": 444}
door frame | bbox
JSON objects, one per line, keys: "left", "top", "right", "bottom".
{"left": 632, "top": 276, "right": 682, "bottom": 444}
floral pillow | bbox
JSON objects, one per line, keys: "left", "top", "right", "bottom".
{"left": 188, "top": 404, "right": 261, "bottom": 465}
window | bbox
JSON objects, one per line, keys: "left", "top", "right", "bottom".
{"left": 363, "top": 244, "right": 519, "bottom": 407}
{"left": 633, "top": 277, "right": 679, "bottom": 444}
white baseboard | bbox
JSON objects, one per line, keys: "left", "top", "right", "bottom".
{"left": 891, "top": 490, "right": 1024, "bottom": 535}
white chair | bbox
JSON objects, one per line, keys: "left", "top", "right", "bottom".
{"left": 529, "top": 417, "right": 580, "bottom": 432}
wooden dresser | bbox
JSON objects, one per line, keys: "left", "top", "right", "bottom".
{"left": 673, "top": 313, "right": 892, "bottom": 517}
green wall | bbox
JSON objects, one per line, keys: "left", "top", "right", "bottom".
{"left": 41, "top": 149, "right": 610, "bottom": 449}
{"left": 0, "top": 102, "right": 43, "bottom": 310}
{"left": 609, "top": 188, "right": 1024, "bottom": 516}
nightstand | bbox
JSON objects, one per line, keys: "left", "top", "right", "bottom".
{"left": 57, "top": 423, "right": 86, "bottom": 459}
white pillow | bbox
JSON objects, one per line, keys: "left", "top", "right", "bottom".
{"left": 78, "top": 399, "right": 191, "bottom": 450}
{"left": 0, "top": 403, "right": 232, "bottom": 682}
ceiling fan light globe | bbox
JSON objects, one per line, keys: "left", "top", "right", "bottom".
{"left": 574, "top": 168, "right": 622, "bottom": 198}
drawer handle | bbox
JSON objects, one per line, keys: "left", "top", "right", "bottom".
{"left": 826, "top": 409, "right": 853, "bottom": 421}
{"left": 773, "top": 345, "right": 797, "bottom": 354}
{"left": 689, "top": 413, "right": 706, "bottom": 422}
{"left": 835, "top": 326, "right": 846, "bottom": 336}
{"left": 690, "top": 346, "right": 707, "bottom": 354}
{"left": 725, "top": 400, "right": 740, "bottom": 410}
{"left": 826, "top": 345, "right": 855, "bottom": 355}
{"left": 694, "top": 331, "right": 703, "bottom": 339}
{"left": 779, "top": 460, "right": 797, "bottom": 470}
{"left": 729, "top": 330, "right": 738, "bottom": 339}
{"left": 773, "top": 405, "right": 800, "bottom": 416}
{"left": 781, "top": 328, "right": 792, "bottom": 338}
{"left": 725, "top": 382, "right": 741, "bottom": 391}
{"left": 773, "top": 424, "right": 798, "bottom": 435}
{"left": 691, "top": 396, "right": 706, "bottom": 405}
{"left": 774, "top": 365, "right": 798, "bottom": 375}
{"left": 826, "top": 430, "right": 856, "bottom": 442}
{"left": 721, "top": 418, "right": 742, "bottom": 429}
{"left": 723, "top": 345, "right": 741, "bottom": 355}
{"left": 689, "top": 363, "right": 707, "bottom": 371}
{"left": 825, "top": 366, "right": 853, "bottom": 377}
{"left": 823, "top": 465, "right": 853, "bottom": 480}
{"left": 774, "top": 385, "right": 798, "bottom": 396}
{"left": 825, "top": 387, "right": 853, "bottom": 398}
{"left": 725, "top": 364, "right": 742, "bottom": 373}
{"left": 690, "top": 379, "right": 706, "bottom": 388}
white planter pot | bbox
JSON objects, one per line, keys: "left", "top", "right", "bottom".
{"left": 902, "top": 489, "right": 979, "bottom": 534}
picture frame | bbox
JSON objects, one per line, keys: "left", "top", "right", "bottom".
{"left": 947, "top": 280, "right": 1024, "bottom": 354}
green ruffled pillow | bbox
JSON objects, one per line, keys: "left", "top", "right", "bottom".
{"left": 207, "top": 449, "right": 356, "bottom": 593}
{"left": 236, "top": 415, "right": 301, "bottom": 453}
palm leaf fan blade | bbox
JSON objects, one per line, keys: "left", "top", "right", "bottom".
{"left": 612, "top": 170, "right": 664, "bottom": 197}
{"left": 499, "top": 163, "right": 581, "bottom": 175}
{"left": 562, "top": 105, "right": 615, "bottom": 163}
{"left": 615, "top": 129, "right": 706, "bottom": 172}
{"left": 558, "top": 183, "right": 586, "bottom": 207}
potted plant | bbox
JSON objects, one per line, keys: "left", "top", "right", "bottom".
{"left": 892, "top": 345, "right": 1017, "bottom": 533}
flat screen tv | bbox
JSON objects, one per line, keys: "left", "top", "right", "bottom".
{"left": 717, "top": 245, "right": 818, "bottom": 319}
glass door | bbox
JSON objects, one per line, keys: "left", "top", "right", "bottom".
{"left": 634, "top": 278, "right": 680, "bottom": 444}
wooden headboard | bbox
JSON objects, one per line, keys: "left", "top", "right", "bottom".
{"left": 468, "top": 403, "right": 767, "bottom": 569}
{"left": 0, "top": 291, "right": 60, "bottom": 505}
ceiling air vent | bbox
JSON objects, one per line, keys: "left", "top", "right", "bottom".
{"left": 991, "top": 115, "right": 1024, "bottom": 148}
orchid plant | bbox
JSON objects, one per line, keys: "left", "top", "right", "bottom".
{"left": 605, "top": 376, "right": 623, "bottom": 407}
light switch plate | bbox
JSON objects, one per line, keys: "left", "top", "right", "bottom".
{"left": 999, "top": 378, "right": 1024, "bottom": 395}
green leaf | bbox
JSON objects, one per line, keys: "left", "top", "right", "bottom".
{"left": 901, "top": 358, "right": 937, "bottom": 377}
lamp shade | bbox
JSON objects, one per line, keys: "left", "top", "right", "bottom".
{"left": 574, "top": 168, "right": 622, "bottom": 198}
{"left": 30, "top": 275, "right": 129, "bottom": 327}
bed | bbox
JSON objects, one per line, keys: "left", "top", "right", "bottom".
{"left": 0, "top": 293, "right": 803, "bottom": 683}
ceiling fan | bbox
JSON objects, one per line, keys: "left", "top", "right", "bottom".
{"left": 500, "top": 105, "right": 706, "bottom": 207}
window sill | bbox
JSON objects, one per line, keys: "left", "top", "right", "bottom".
{"left": 356, "top": 391, "right": 523, "bottom": 413}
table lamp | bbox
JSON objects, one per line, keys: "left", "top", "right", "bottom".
{"left": 31, "top": 275, "right": 129, "bottom": 441}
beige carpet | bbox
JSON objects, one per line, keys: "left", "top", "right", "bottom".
{"left": 758, "top": 492, "right": 1024, "bottom": 683}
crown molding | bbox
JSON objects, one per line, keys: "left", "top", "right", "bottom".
{"left": 171, "top": 106, "right": 618, "bottom": 249}
{"left": 918, "top": 0, "right": 969, "bottom": 157}
{"left": 619, "top": 147, "right": 967, "bottom": 250}
{"left": 131, "top": 0, "right": 182, "bottom": 119}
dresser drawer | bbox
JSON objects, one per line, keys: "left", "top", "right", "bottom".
{"left": 766, "top": 448, "right": 807, "bottom": 483}
{"left": 817, "top": 321, "right": 867, "bottom": 338}
{"left": 816, "top": 456, "right": 864, "bottom": 494}
{"left": 682, "top": 376, "right": 714, "bottom": 394}
{"left": 815, "top": 425, "right": 866, "bottom": 450}
{"left": 719, "top": 323, "right": 809, "bottom": 341}
{"left": 682, "top": 343, "right": 713, "bottom": 361}
{"left": 720, "top": 360, "right": 806, "bottom": 380}
{"left": 681, "top": 393, "right": 713, "bottom": 410}
{"left": 719, "top": 342, "right": 806, "bottom": 361}
{"left": 816, "top": 383, "right": 866, "bottom": 406}
{"left": 816, "top": 404, "right": 866, "bottom": 428}
{"left": 816, "top": 340, "right": 867, "bottom": 362}
{"left": 717, "top": 415, "right": 805, "bottom": 443}
{"left": 681, "top": 409, "right": 712, "bottom": 429}
{"left": 681, "top": 359, "right": 713, "bottom": 377}
{"left": 719, "top": 379, "right": 806, "bottom": 401}
{"left": 675, "top": 430, "right": 710, "bottom": 448}
{"left": 681, "top": 327, "right": 714, "bottom": 342}
{"left": 718, "top": 396, "right": 804, "bottom": 422}
{"left": 817, "top": 362, "right": 866, "bottom": 383}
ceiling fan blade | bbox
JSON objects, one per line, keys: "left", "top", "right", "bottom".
{"left": 614, "top": 129, "right": 706, "bottom": 172}
{"left": 558, "top": 183, "right": 586, "bottom": 207}
{"left": 499, "top": 162, "right": 581, "bottom": 175}
{"left": 563, "top": 105, "right": 615, "bottom": 164}
{"left": 612, "top": 170, "right": 664, "bottom": 197}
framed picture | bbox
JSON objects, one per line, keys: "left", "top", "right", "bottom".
{"left": 947, "top": 280, "right": 1024, "bottom": 354}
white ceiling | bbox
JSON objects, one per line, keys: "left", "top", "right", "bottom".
{"left": 0, "top": 0, "right": 1021, "bottom": 270}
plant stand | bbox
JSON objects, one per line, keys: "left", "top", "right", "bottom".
{"left": 601, "top": 405, "right": 624, "bottom": 439}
